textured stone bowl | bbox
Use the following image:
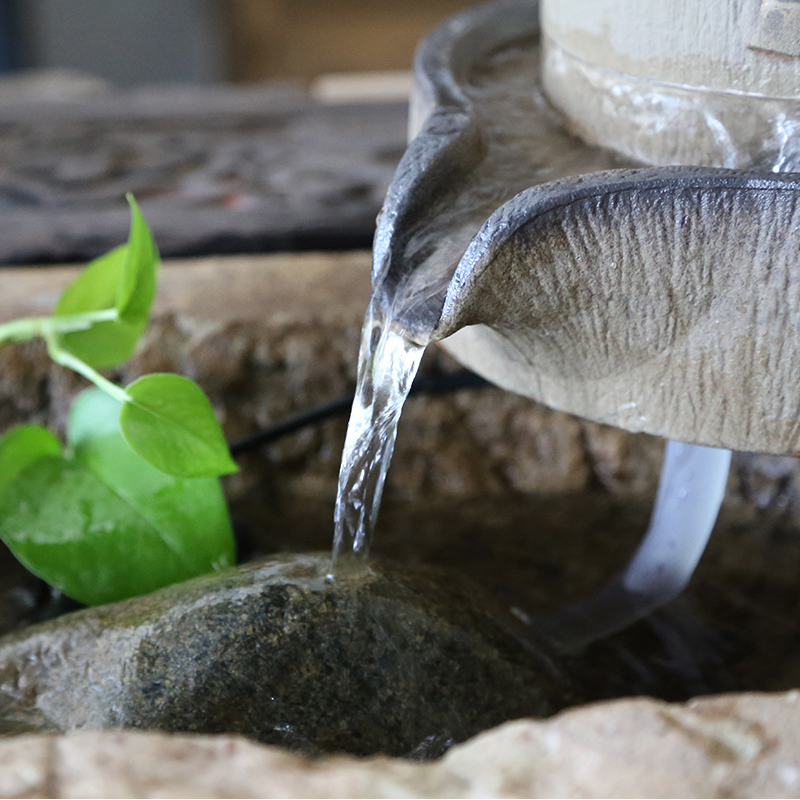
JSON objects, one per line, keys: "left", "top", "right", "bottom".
{"left": 378, "top": 0, "right": 800, "bottom": 456}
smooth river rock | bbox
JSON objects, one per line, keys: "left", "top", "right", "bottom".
{"left": 0, "top": 553, "right": 572, "bottom": 757}
{"left": 1, "top": 691, "right": 799, "bottom": 798}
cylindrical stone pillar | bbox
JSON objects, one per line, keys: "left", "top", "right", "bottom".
{"left": 541, "top": 0, "right": 800, "bottom": 169}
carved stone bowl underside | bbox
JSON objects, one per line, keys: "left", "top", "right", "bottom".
{"left": 376, "top": 0, "right": 800, "bottom": 456}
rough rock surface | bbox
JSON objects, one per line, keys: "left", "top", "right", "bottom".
{"left": 0, "top": 553, "right": 573, "bottom": 757}
{"left": 1, "top": 692, "right": 799, "bottom": 798}
{"left": 0, "top": 252, "right": 794, "bottom": 516}
{"left": 2, "top": 255, "right": 800, "bottom": 705}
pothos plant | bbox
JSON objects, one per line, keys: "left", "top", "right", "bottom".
{"left": 0, "top": 195, "right": 237, "bottom": 606}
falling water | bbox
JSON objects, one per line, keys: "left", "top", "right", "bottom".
{"left": 330, "top": 299, "right": 425, "bottom": 571}
{"left": 330, "top": 35, "right": 632, "bottom": 573}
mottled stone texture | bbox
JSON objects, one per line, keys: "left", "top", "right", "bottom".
{"left": 0, "top": 554, "right": 570, "bottom": 757}
{"left": 0, "top": 251, "right": 794, "bottom": 524}
{"left": 438, "top": 171, "right": 800, "bottom": 455}
{"left": 2, "top": 692, "right": 800, "bottom": 798}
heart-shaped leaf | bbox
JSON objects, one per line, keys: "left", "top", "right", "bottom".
{"left": 55, "top": 245, "right": 127, "bottom": 317}
{"left": 0, "top": 389, "right": 235, "bottom": 606}
{"left": 120, "top": 373, "right": 238, "bottom": 478}
{"left": 54, "top": 246, "right": 147, "bottom": 368}
{"left": 0, "top": 425, "right": 61, "bottom": 497}
{"left": 117, "top": 193, "right": 158, "bottom": 323}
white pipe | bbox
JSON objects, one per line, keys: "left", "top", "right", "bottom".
{"left": 623, "top": 442, "right": 731, "bottom": 599}
{"left": 535, "top": 441, "right": 731, "bottom": 651}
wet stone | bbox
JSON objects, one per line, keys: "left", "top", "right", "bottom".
{"left": 0, "top": 553, "right": 573, "bottom": 758}
{"left": 246, "top": 493, "right": 800, "bottom": 708}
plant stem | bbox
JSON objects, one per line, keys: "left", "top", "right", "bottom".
{"left": 0, "top": 308, "right": 119, "bottom": 345}
{"left": 44, "top": 331, "right": 130, "bottom": 404}
{"left": 49, "top": 308, "right": 119, "bottom": 332}
{"left": 0, "top": 317, "right": 42, "bottom": 344}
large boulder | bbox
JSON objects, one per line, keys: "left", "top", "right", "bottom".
{"left": 0, "top": 553, "right": 572, "bottom": 757}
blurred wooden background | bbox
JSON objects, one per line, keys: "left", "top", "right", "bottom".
{"left": 0, "top": 0, "right": 479, "bottom": 85}
{"left": 0, "top": 0, "right": 480, "bottom": 263}
{"left": 225, "top": 0, "right": 477, "bottom": 82}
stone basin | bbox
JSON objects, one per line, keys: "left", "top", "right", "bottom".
{"left": 377, "top": 0, "right": 800, "bottom": 456}
{"left": 2, "top": 254, "right": 800, "bottom": 787}
{"left": 1, "top": 0, "right": 800, "bottom": 795}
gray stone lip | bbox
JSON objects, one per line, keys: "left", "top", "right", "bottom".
{"left": 434, "top": 162, "right": 800, "bottom": 452}
{"left": 435, "top": 166, "right": 800, "bottom": 337}
{"left": 372, "top": 0, "right": 538, "bottom": 294}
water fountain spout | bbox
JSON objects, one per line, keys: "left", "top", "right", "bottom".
{"left": 337, "top": 0, "right": 800, "bottom": 648}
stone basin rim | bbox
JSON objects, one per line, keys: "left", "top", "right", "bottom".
{"left": 373, "top": 0, "right": 538, "bottom": 291}
{"left": 434, "top": 165, "right": 800, "bottom": 338}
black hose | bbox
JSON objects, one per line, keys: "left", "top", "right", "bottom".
{"left": 229, "top": 371, "right": 490, "bottom": 455}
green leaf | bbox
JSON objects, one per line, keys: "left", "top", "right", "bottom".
{"left": 55, "top": 245, "right": 127, "bottom": 317}
{"left": 68, "top": 384, "right": 124, "bottom": 443}
{"left": 53, "top": 246, "right": 147, "bottom": 369}
{"left": 53, "top": 195, "right": 159, "bottom": 369}
{"left": 120, "top": 374, "right": 238, "bottom": 479}
{"left": 117, "top": 193, "right": 159, "bottom": 323}
{"left": 0, "top": 425, "right": 61, "bottom": 498}
{"left": 0, "top": 389, "right": 235, "bottom": 606}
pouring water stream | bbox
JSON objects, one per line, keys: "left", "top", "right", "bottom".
{"left": 329, "top": 31, "right": 733, "bottom": 649}
{"left": 331, "top": 298, "right": 425, "bottom": 569}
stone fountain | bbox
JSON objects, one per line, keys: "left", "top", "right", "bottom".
{"left": 335, "top": 0, "right": 800, "bottom": 651}
{"left": 5, "top": 2, "right": 800, "bottom": 792}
